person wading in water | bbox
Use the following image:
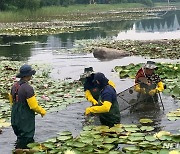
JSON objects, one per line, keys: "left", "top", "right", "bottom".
{"left": 9, "top": 64, "right": 46, "bottom": 149}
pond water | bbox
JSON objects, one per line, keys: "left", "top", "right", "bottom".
{"left": 0, "top": 10, "right": 180, "bottom": 154}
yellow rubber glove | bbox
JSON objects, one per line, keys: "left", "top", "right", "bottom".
{"left": 156, "top": 81, "right": 164, "bottom": 92}
{"left": 85, "top": 101, "right": 112, "bottom": 115}
{"left": 149, "top": 81, "right": 164, "bottom": 96}
{"left": 149, "top": 89, "right": 157, "bottom": 96}
{"left": 8, "top": 93, "right": 13, "bottom": 106}
{"left": 108, "top": 80, "right": 116, "bottom": 89}
{"left": 85, "top": 90, "right": 98, "bottom": 105}
{"left": 134, "top": 84, "right": 146, "bottom": 94}
{"left": 27, "top": 95, "right": 46, "bottom": 116}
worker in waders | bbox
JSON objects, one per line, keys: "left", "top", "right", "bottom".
{"left": 9, "top": 64, "right": 46, "bottom": 149}
{"left": 134, "top": 61, "right": 164, "bottom": 109}
{"left": 85, "top": 72, "right": 120, "bottom": 127}
{"left": 80, "top": 67, "right": 115, "bottom": 106}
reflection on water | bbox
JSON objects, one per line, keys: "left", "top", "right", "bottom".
{"left": 0, "top": 10, "right": 180, "bottom": 61}
{"left": 136, "top": 14, "right": 180, "bottom": 32}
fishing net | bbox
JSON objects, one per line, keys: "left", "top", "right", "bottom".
{"left": 117, "top": 85, "right": 139, "bottom": 112}
{"left": 117, "top": 84, "right": 161, "bottom": 112}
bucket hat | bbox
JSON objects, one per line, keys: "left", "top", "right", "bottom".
{"left": 80, "top": 67, "right": 94, "bottom": 78}
{"left": 144, "top": 61, "right": 157, "bottom": 69}
{"left": 16, "top": 64, "right": 36, "bottom": 78}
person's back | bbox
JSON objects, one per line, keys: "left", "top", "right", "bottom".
{"left": 99, "top": 85, "right": 120, "bottom": 127}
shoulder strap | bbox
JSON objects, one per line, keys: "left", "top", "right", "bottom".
{"left": 13, "top": 81, "right": 26, "bottom": 102}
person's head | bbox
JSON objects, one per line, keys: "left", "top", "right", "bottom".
{"left": 16, "top": 64, "right": 36, "bottom": 81}
{"left": 93, "top": 72, "right": 108, "bottom": 90}
{"left": 143, "top": 61, "right": 157, "bottom": 76}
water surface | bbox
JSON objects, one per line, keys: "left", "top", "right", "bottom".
{"left": 0, "top": 10, "right": 180, "bottom": 154}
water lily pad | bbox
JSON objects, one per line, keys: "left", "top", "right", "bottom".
{"left": 130, "top": 132, "right": 144, "bottom": 136}
{"left": 122, "top": 146, "right": 140, "bottom": 152}
{"left": 72, "top": 142, "right": 86, "bottom": 148}
{"left": 58, "top": 131, "right": 72, "bottom": 136}
{"left": 103, "top": 138, "right": 118, "bottom": 144}
{"left": 57, "top": 135, "right": 72, "bottom": 141}
{"left": 110, "top": 127, "right": 124, "bottom": 133}
{"left": 139, "top": 118, "right": 153, "bottom": 124}
{"left": 128, "top": 136, "right": 144, "bottom": 142}
{"left": 159, "top": 135, "right": 172, "bottom": 141}
{"left": 45, "top": 138, "right": 57, "bottom": 143}
{"left": 27, "top": 142, "right": 40, "bottom": 149}
{"left": 124, "top": 127, "right": 140, "bottom": 132}
{"left": 145, "top": 135, "right": 156, "bottom": 141}
{"left": 158, "top": 149, "right": 169, "bottom": 154}
{"left": 78, "top": 137, "right": 94, "bottom": 144}
{"left": 140, "top": 126, "right": 154, "bottom": 132}
{"left": 43, "top": 143, "right": 55, "bottom": 149}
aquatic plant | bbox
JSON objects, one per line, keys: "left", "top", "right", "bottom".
{"left": 23, "top": 123, "right": 180, "bottom": 153}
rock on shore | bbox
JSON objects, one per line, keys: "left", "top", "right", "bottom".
{"left": 93, "top": 47, "right": 130, "bottom": 60}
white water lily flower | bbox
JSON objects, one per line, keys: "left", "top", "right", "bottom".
{"left": 64, "top": 150, "right": 76, "bottom": 154}
{"left": 174, "top": 67, "right": 178, "bottom": 70}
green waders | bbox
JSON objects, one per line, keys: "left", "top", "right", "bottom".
{"left": 11, "top": 102, "right": 35, "bottom": 149}
{"left": 99, "top": 99, "right": 120, "bottom": 127}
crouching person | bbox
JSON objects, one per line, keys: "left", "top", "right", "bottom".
{"left": 134, "top": 61, "right": 164, "bottom": 105}
{"left": 9, "top": 64, "right": 46, "bottom": 149}
{"left": 80, "top": 67, "right": 116, "bottom": 106}
{"left": 85, "top": 72, "right": 120, "bottom": 127}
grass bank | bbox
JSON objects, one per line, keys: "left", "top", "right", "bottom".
{"left": 0, "top": 3, "right": 168, "bottom": 22}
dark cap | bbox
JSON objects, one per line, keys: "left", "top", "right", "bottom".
{"left": 93, "top": 72, "right": 107, "bottom": 83}
{"left": 16, "top": 64, "right": 36, "bottom": 78}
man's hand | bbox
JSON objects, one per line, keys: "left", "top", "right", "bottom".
{"left": 85, "top": 107, "right": 91, "bottom": 115}
{"left": 41, "top": 108, "right": 46, "bottom": 117}
{"left": 149, "top": 89, "right": 157, "bottom": 96}
{"left": 92, "top": 100, "right": 98, "bottom": 105}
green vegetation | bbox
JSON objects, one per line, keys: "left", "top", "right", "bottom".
{"left": 0, "top": 0, "right": 166, "bottom": 11}
{"left": 12, "top": 124, "right": 180, "bottom": 153}
{"left": 0, "top": 4, "right": 146, "bottom": 22}
{"left": 70, "top": 39, "right": 180, "bottom": 59}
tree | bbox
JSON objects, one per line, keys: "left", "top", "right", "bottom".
{"left": 15, "top": 0, "right": 41, "bottom": 10}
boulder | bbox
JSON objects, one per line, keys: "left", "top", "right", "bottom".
{"left": 92, "top": 47, "right": 130, "bottom": 60}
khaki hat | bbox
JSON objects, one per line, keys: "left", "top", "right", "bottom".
{"left": 144, "top": 61, "right": 157, "bottom": 69}
{"left": 80, "top": 67, "right": 94, "bottom": 78}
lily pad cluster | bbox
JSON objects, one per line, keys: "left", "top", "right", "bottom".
{"left": 166, "top": 108, "right": 180, "bottom": 121}
{"left": 62, "top": 38, "right": 180, "bottom": 59}
{"left": 0, "top": 26, "right": 91, "bottom": 36}
{"left": 24, "top": 123, "right": 180, "bottom": 154}
{"left": 114, "top": 62, "right": 180, "bottom": 99}
{"left": 0, "top": 61, "right": 85, "bottom": 128}
{"left": 95, "top": 39, "right": 180, "bottom": 59}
